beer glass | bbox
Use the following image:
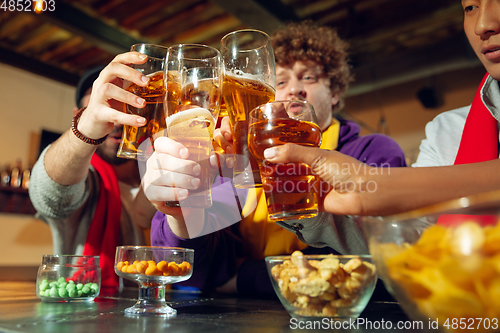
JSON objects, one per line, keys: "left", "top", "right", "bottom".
{"left": 221, "top": 29, "right": 276, "bottom": 188}
{"left": 248, "top": 101, "right": 322, "bottom": 221}
{"left": 164, "top": 44, "right": 221, "bottom": 208}
{"left": 117, "top": 43, "right": 169, "bottom": 160}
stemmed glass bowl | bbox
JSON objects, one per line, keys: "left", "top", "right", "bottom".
{"left": 114, "top": 246, "right": 194, "bottom": 317}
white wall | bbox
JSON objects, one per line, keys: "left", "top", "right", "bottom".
{"left": 0, "top": 63, "right": 76, "bottom": 169}
{"left": 0, "top": 213, "right": 53, "bottom": 265}
{"left": 0, "top": 63, "right": 76, "bottom": 266}
{"left": 345, "top": 66, "right": 486, "bottom": 165}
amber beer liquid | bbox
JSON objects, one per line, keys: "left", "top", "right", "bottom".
{"left": 164, "top": 74, "right": 219, "bottom": 208}
{"left": 248, "top": 118, "right": 322, "bottom": 221}
{"left": 217, "top": 97, "right": 228, "bottom": 128}
{"left": 118, "top": 71, "right": 166, "bottom": 159}
{"left": 222, "top": 74, "right": 275, "bottom": 188}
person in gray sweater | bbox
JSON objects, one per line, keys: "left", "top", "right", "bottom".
{"left": 29, "top": 54, "right": 157, "bottom": 287}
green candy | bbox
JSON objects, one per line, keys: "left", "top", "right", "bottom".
{"left": 81, "top": 286, "right": 90, "bottom": 295}
{"left": 49, "top": 287, "right": 58, "bottom": 297}
{"left": 58, "top": 288, "right": 68, "bottom": 298}
{"left": 38, "top": 278, "right": 99, "bottom": 299}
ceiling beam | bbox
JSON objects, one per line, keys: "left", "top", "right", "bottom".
{"left": 210, "top": 0, "right": 297, "bottom": 34}
{"left": 29, "top": 1, "right": 142, "bottom": 54}
{"left": 251, "top": 0, "right": 299, "bottom": 23}
{"left": 348, "top": 33, "right": 482, "bottom": 96}
{"left": 0, "top": 45, "right": 79, "bottom": 86}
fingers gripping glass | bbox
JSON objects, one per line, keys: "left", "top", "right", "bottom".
{"left": 117, "top": 43, "right": 169, "bottom": 160}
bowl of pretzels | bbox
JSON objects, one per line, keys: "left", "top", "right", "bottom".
{"left": 265, "top": 250, "right": 377, "bottom": 321}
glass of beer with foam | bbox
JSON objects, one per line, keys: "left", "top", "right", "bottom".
{"left": 117, "top": 43, "right": 169, "bottom": 160}
{"left": 163, "top": 44, "right": 221, "bottom": 208}
{"left": 221, "top": 30, "right": 276, "bottom": 189}
{"left": 248, "top": 101, "right": 322, "bottom": 221}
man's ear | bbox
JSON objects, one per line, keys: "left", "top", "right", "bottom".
{"left": 72, "top": 106, "right": 79, "bottom": 117}
{"left": 331, "top": 94, "right": 339, "bottom": 106}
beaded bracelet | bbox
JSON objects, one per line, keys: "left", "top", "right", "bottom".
{"left": 71, "top": 107, "right": 108, "bottom": 145}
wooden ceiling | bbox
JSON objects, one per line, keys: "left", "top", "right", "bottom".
{"left": 0, "top": 0, "right": 481, "bottom": 96}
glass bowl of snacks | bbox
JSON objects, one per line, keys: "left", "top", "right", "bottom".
{"left": 265, "top": 251, "right": 377, "bottom": 321}
{"left": 114, "top": 246, "right": 194, "bottom": 317}
{"left": 36, "top": 255, "right": 100, "bottom": 302}
{"left": 362, "top": 190, "right": 500, "bottom": 332}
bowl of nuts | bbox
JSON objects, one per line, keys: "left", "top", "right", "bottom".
{"left": 265, "top": 251, "right": 377, "bottom": 320}
{"left": 114, "top": 246, "right": 194, "bottom": 316}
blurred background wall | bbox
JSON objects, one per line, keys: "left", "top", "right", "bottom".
{"left": 0, "top": 62, "right": 486, "bottom": 268}
{"left": 0, "top": 0, "right": 486, "bottom": 272}
{"left": 0, "top": 62, "right": 74, "bottom": 268}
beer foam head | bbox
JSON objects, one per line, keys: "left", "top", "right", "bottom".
{"left": 227, "top": 70, "right": 264, "bottom": 83}
{"left": 225, "top": 70, "right": 275, "bottom": 93}
{"left": 167, "top": 107, "right": 215, "bottom": 137}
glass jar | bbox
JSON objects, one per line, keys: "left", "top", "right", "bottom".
{"left": 36, "top": 255, "right": 100, "bottom": 302}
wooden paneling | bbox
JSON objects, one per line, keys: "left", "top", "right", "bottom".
{"left": 0, "top": 0, "right": 468, "bottom": 92}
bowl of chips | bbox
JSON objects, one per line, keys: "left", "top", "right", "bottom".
{"left": 362, "top": 190, "right": 500, "bottom": 332}
{"left": 265, "top": 251, "right": 377, "bottom": 321}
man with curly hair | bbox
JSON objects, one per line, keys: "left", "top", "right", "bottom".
{"left": 146, "top": 22, "right": 406, "bottom": 297}
{"left": 271, "top": 21, "right": 404, "bottom": 166}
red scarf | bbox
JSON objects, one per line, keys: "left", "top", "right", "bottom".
{"left": 437, "top": 74, "right": 499, "bottom": 227}
{"left": 81, "top": 154, "right": 121, "bottom": 287}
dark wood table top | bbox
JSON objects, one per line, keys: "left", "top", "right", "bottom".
{"left": 0, "top": 282, "right": 427, "bottom": 333}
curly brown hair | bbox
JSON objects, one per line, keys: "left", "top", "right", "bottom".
{"left": 271, "top": 21, "right": 352, "bottom": 113}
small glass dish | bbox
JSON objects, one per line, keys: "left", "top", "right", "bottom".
{"left": 265, "top": 251, "right": 377, "bottom": 321}
{"left": 114, "top": 246, "right": 194, "bottom": 317}
{"left": 36, "top": 255, "right": 100, "bottom": 302}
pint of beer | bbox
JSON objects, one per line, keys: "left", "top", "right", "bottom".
{"left": 221, "top": 30, "right": 276, "bottom": 188}
{"left": 163, "top": 44, "right": 221, "bottom": 208}
{"left": 117, "top": 44, "right": 169, "bottom": 160}
{"left": 248, "top": 101, "right": 322, "bottom": 221}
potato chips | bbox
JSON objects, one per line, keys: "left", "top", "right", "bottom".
{"left": 378, "top": 221, "right": 500, "bottom": 332}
